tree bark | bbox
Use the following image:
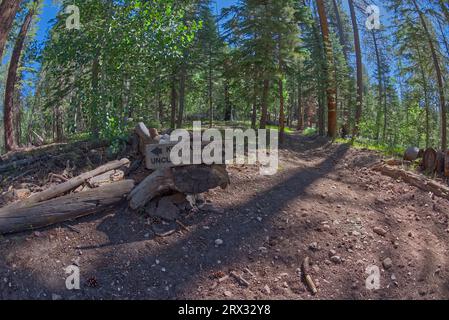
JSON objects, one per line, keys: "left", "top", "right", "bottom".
{"left": 260, "top": 79, "right": 270, "bottom": 129}
{"left": 412, "top": 0, "right": 447, "bottom": 151}
{"left": 224, "top": 79, "right": 232, "bottom": 121}
{"left": 416, "top": 46, "right": 430, "bottom": 148}
{"left": 4, "top": 4, "right": 36, "bottom": 151}
{"left": 208, "top": 45, "right": 214, "bottom": 126}
{"left": 251, "top": 80, "right": 258, "bottom": 129}
{"left": 297, "top": 71, "right": 304, "bottom": 131}
{"left": 316, "top": 0, "right": 337, "bottom": 139}
{"left": 0, "top": 180, "right": 135, "bottom": 235}
{"left": 177, "top": 65, "right": 186, "bottom": 128}
{"left": 6, "top": 158, "right": 130, "bottom": 209}
{"left": 349, "top": 0, "right": 363, "bottom": 137}
{"left": 170, "top": 73, "right": 177, "bottom": 129}
{"left": 373, "top": 164, "right": 449, "bottom": 201}
{"left": 372, "top": 31, "right": 383, "bottom": 143}
{"left": 0, "top": 0, "right": 22, "bottom": 61}
{"left": 279, "top": 78, "right": 285, "bottom": 144}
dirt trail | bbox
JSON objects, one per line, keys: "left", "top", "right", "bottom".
{"left": 1, "top": 134, "right": 449, "bottom": 300}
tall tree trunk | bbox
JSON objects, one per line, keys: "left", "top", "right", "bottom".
{"left": 3, "top": 4, "right": 35, "bottom": 151}
{"left": 349, "top": 0, "right": 363, "bottom": 137}
{"left": 436, "top": 18, "right": 449, "bottom": 59}
{"left": 91, "top": 54, "right": 100, "bottom": 138}
{"left": 170, "top": 73, "right": 177, "bottom": 129}
{"left": 417, "top": 46, "right": 430, "bottom": 148}
{"left": 412, "top": 0, "right": 447, "bottom": 151}
{"left": 316, "top": 0, "right": 337, "bottom": 139}
{"left": 0, "top": 0, "right": 22, "bottom": 61}
{"left": 208, "top": 46, "right": 214, "bottom": 126}
{"left": 157, "top": 85, "right": 163, "bottom": 126}
{"left": 332, "top": 0, "right": 348, "bottom": 61}
{"left": 297, "top": 72, "right": 304, "bottom": 131}
{"left": 260, "top": 79, "right": 270, "bottom": 129}
{"left": 279, "top": 78, "right": 285, "bottom": 144}
{"left": 372, "top": 31, "right": 383, "bottom": 143}
{"left": 382, "top": 77, "right": 388, "bottom": 142}
{"left": 177, "top": 65, "right": 186, "bottom": 128}
{"left": 251, "top": 80, "right": 258, "bottom": 129}
{"left": 224, "top": 80, "right": 232, "bottom": 122}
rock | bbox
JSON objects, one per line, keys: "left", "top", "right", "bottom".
{"left": 383, "top": 258, "right": 393, "bottom": 270}
{"left": 215, "top": 239, "right": 224, "bottom": 246}
{"left": 152, "top": 196, "right": 181, "bottom": 221}
{"left": 224, "top": 290, "right": 232, "bottom": 297}
{"left": 52, "top": 293, "right": 62, "bottom": 301}
{"left": 351, "top": 230, "right": 361, "bottom": 237}
{"left": 263, "top": 285, "right": 271, "bottom": 295}
{"left": 308, "top": 242, "right": 319, "bottom": 251}
{"left": 329, "top": 249, "right": 337, "bottom": 257}
{"left": 373, "top": 227, "right": 387, "bottom": 237}
{"left": 418, "top": 288, "right": 427, "bottom": 296}
{"left": 330, "top": 256, "right": 342, "bottom": 264}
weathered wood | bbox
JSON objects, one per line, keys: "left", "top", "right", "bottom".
{"left": 129, "top": 165, "right": 230, "bottom": 210}
{"left": 135, "top": 122, "right": 154, "bottom": 155}
{"left": 128, "top": 168, "right": 175, "bottom": 210}
{"left": 10, "top": 158, "right": 130, "bottom": 208}
{"left": 423, "top": 148, "right": 438, "bottom": 172}
{"left": 172, "top": 164, "right": 230, "bottom": 194}
{"left": 135, "top": 122, "right": 152, "bottom": 142}
{"left": 0, "top": 180, "right": 135, "bottom": 235}
{"left": 87, "top": 169, "right": 125, "bottom": 188}
{"left": 373, "top": 164, "right": 449, "bottom": 200}
{"left": 436, "top": 151, "right": 445, "bottom": 174}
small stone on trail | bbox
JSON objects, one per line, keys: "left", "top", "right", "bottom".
{"left": 215, "top": 239, "right": 224, "bottom": 246}
{"left": 224, "top": 290, "right": 232, "bottom": 297}
{"left": 308, "top": 242, "right": 319, "bottom": 251}
{"left": 52, "top": 294, "right": 62, "bottom": 301}
{"left": 383, "top": 258, "right": 393, "bottom": 270}
{"left": 373, "top": 227, "right": 387, "bottom": 237}
{"left": 330, "top": 256, "right": 342, "bottom": 264}
{"left": 264, "top": 285, "right": 271, "bottom": 295}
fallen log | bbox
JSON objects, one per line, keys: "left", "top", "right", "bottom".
{"left": 9, "top": 158, "right": 130, "bottom": 208}
{"left": 172, "top": 164, "right": 230, "bottom": 194}
{"left": 128, "top": 168, "right": 175, "bottom": 210}
{"left": 373, "top": 164, "right": 449, "bottom": 200}
{"left": 0, "top": 180, "right": 135, "bottom": 235}
{"left": 87, "top": 169, "right": 125, "bottom": 188}
{"left": 128, "top": 164, "right": 230, "bottom": 210}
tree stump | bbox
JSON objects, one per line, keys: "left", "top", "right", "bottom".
{"left": 423, "top": 148, "right": 438, "bottom": 173}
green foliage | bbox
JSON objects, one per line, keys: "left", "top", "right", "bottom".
{"left": 303, "top": 127, "right": 317, "bottom": 136}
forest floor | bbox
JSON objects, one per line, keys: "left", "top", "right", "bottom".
{"left": 1, "top": 133, "right": 449, "bottom": 300}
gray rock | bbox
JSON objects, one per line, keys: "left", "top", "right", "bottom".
{"left": 383, "top": 257, "right": 393, "bottom": 270}
{"left": 330, "top": 256, "right": 342, "bottom": 264}
{"left": 373, "top": 227, "right": 387, "bottom": 237}
{"left": 152, "top": 197, "right": 181, "bottom": 221}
